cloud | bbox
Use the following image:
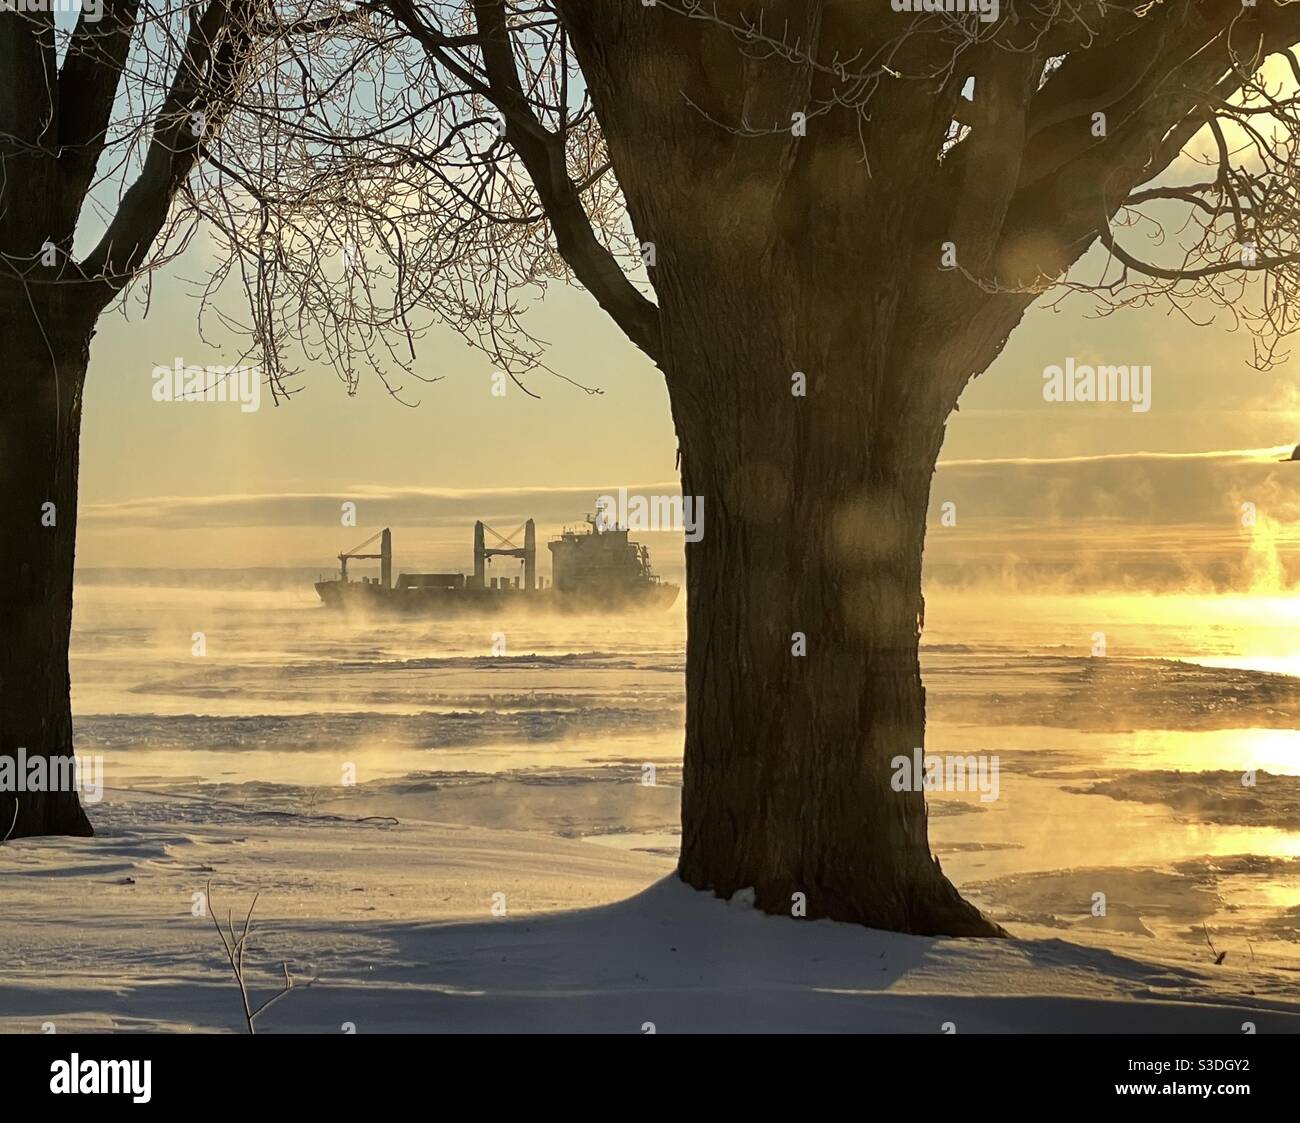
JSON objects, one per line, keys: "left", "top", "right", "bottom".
{"left": 81, "top": 482, "right": 681, "bottom": 530}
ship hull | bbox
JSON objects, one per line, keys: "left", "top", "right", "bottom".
{"left": 315, "top": 580, "right": 678, "bottom": 615}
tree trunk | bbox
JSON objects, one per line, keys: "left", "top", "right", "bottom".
{"left": 665, "top": 296, "right": 1002, "bottom": 936}
{"left": 0, "top": 285, "right": 94, "bottom": 839}
{"left": 555, "top": 0, "right": 1018, "bottom": 935}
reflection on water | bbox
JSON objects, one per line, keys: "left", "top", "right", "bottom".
{"left": 926, "top": 591, "right": 1300, "bottom": 664}
{"left": 1098, "top": 727, "right": 1300, "bottom": 775}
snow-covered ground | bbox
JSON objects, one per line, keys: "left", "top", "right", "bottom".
{"left": 5, "top": 583, "right": 1296, "bottom": 1033}
{"left": 3, "top": 792, "right": 1298, "bottom": 1034}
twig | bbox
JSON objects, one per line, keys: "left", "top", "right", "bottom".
{"left": 1204, "top": 923, "right": 1228, "bottom": 965}
{"left": 206, "top": 879, "right": 315, "bottom": 1033}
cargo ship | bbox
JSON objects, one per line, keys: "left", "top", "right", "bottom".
{"left": 315, "top": 509, "right": 679, "bottom": 614}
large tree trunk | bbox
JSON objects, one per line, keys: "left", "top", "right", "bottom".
{"left": 665, "top": 288, "right": 1001, "bottom": 936}
{"left": 558, "top": 0, "right": 1018, "bottom": 936}
{"left": 0, "top": 285, "right": 95, "bottom": 839}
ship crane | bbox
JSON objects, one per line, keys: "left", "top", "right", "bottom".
{"left": 473, "top": 518, "right": 536, "bottom": 591}
{"left": 338, "top": 528, "right": 392, "bottom": 588}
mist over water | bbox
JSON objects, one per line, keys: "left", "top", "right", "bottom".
{"left": 70, "top": 576, "right": 1300, "bottom": 958}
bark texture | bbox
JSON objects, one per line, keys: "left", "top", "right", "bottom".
{"left": 0, "top": 284, "right": 95, "bottom": 839}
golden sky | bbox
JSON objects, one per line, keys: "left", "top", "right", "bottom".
{"left": 76, "top": 140, "right": 1300, "bottom": 590}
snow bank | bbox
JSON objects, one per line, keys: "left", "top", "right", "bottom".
{"left": 3, "top": 793, "right": 1297, "bottom": 1033}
